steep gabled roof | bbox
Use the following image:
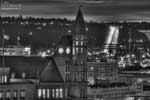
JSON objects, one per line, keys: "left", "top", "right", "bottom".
{"left": 40, "top": 58, "right": 63, "bottom": 82}
{"left": 74, "top": 7, "right": 86, "bottom": 34}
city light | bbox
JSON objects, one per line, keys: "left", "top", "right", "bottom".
{"left": 103, "top": 26, "right": 119, "bottom": 53}
{"left": 66, "top": 48, "right": 71, "bottom": 54}
{"left": 58, "top": 48, "right": 64, "bottom": 54}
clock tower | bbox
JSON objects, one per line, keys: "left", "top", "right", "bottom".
{"left": 68, "top": 7, "right": 88, "bottom": 99}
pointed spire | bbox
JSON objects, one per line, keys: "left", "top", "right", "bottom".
{"left": 74, "top": 6, "right": 86, "bottom": 34}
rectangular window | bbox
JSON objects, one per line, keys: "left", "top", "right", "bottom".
{"left": 4, "top": 75, "right": 7, "bottom": 83}
{"left": 76, "top": 48, "right": 79, "bottom": 54}
{"left": 59, "top": 89, "right": 63, "bottom": 98}
{"left": 20, "top": 90, "right": 25, "bottom": 99}
{"left": 76, "top": 41, "right": 79, "bottom": 46}
{"left": 37, "top": 89, "right": 42, "bottom": 98}
{"left": 56, "top": 89, "right": 59, "bottom": 98}
{"left": 52, "top": 89, "right": 55, "bottom": 98}
{"left": 73, "top": 48, "right": 75, "bottom": 55}
{"left": 0, "top": 91, "right": 3, "bottom": 99}
{"left": 81, "top": 41, "right": 83, "bottom": 46}
{"left": 13, "top": 90, "right": 17, "bottom": 100}
{"left": 42, "top": 89, "right": 46, "bottom": 99}
{"left": 46, "top": 89, "right": 50, "bottom": 98}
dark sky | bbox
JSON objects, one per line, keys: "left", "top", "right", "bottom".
{"left": 1, "top": 0, "right": 150, "bottom": 22}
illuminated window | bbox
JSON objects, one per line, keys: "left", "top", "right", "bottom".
{"left": 46, "top": 89, "right": 50, "bottom": 98}
{"left": 37, "top": 89, "right": 42, "bottom": 98}
{"left": 56, "top": 89, "right": 59, "bottom": 98}
{"left": 20, "top": 90, "right": 25, "bottom": 98}
{"left": 13, "top": 90, "right": 17, "bottom": 99}
{"left": 52, "top": 89, "right": 55, "bottom": 98}
{"left": 59, "top": 89, "right": 63, "bottom": 98}
{"left": 76, "top": 48, "right": 79, "bottom": 54}
{"left": 22, "top": 73, "right": 26, "bottom": 79}
{"left": 73, "top": 48, "right": 75, "bottom": 55}
{"left": 66, "top": 48, "right": 71, "bottom": 54}
{"left": 76, "top": 41, "right": 79, "bottom": 46}
{"left": 58, "top": 48, "right": 64, "bottom": 54}
{"left": 42, "top": 89, "right": 46, "bottom": 99}
{"left": 4, "top": 75, "right": 7, "bottom": 83}
{"left": 81, "top": 41, "right": 83, "bottom": 46}
{"left": 0, "top": 75, "right": 8, "bottom": 83}
{"left": 75, "top": 38, "right": 79, "bottom": 46}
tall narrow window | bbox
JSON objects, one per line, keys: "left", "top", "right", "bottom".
{"left": 46, "top": 89, "right": 50, "bottom": 98}
{"left": 81, "top": 37, "right": 84, "bottom": 46}
{"left": 73, "top": 48, "right": 75, "bottom": 55}
{"left": 81, "top": 41, "right": 83, "bottom": 46}
{"left": 42, "top": 89, "right": 46, "bottom": 99}
{"left": 81, "top": 48, "right": 83, "bottom": 54}
{"left": 4, "top": 75, "right": 7, "bottom": 83}
{"left": 20, "top": 90, "right": 25, "bottom": 99}
{"left": 76, "top": 48, "right": 79, "bottom": 54}
{"left": 37, "top": 89, "right": 42, "bottom": 98}
{"left": 13, "top": 90, "right": 17, "bottom": 100}
{"left": 1, "top": 76, "right": 4, "bottom": 83}
{"left": 0, "top": 91, "right": 3, "bottom": 100}
{"left": 59, "top": 89, "right": 63, "bottom": 98}
{"left": 56, "top": 89, "right": 59, "bottom": 98}
{"left": 0, "top": 76, "right": 2, "bottom": 83}
{"left": 52, "top": 89, "right": 55, "bottom": 98}
{"left": 76, "top": 38, "right": 79, "bottom": 46}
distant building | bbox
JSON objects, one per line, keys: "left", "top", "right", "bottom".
{"left": 0, "top": 56, "right": 64, "bottom": 100}
{"left": 88, "top": 84, "right": 142, "bottom": 100}
{"left": 103, "top": 26, "right": 120, "bottom": 54}
{"left": 0, "top": 7, "right": 88, "bottom": 100}
{"left": 0, "top": 46, "right": 31, "bottom": 56}
{"left": 0, "top": 7, "right": 147, "bottom": 100}
{"left": 87, "top": 61, "right": 118, "bottom": 84}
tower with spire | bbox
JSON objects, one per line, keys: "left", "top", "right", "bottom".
{"left": 54, "top": 7, "right": 88, "bottom": 99}
{"left": 68, "top": 7, "right": 88, "bottom": 99}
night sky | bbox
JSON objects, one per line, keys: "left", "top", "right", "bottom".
{"left": 1, "top": 0, "right": 150, "bottom": 22}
